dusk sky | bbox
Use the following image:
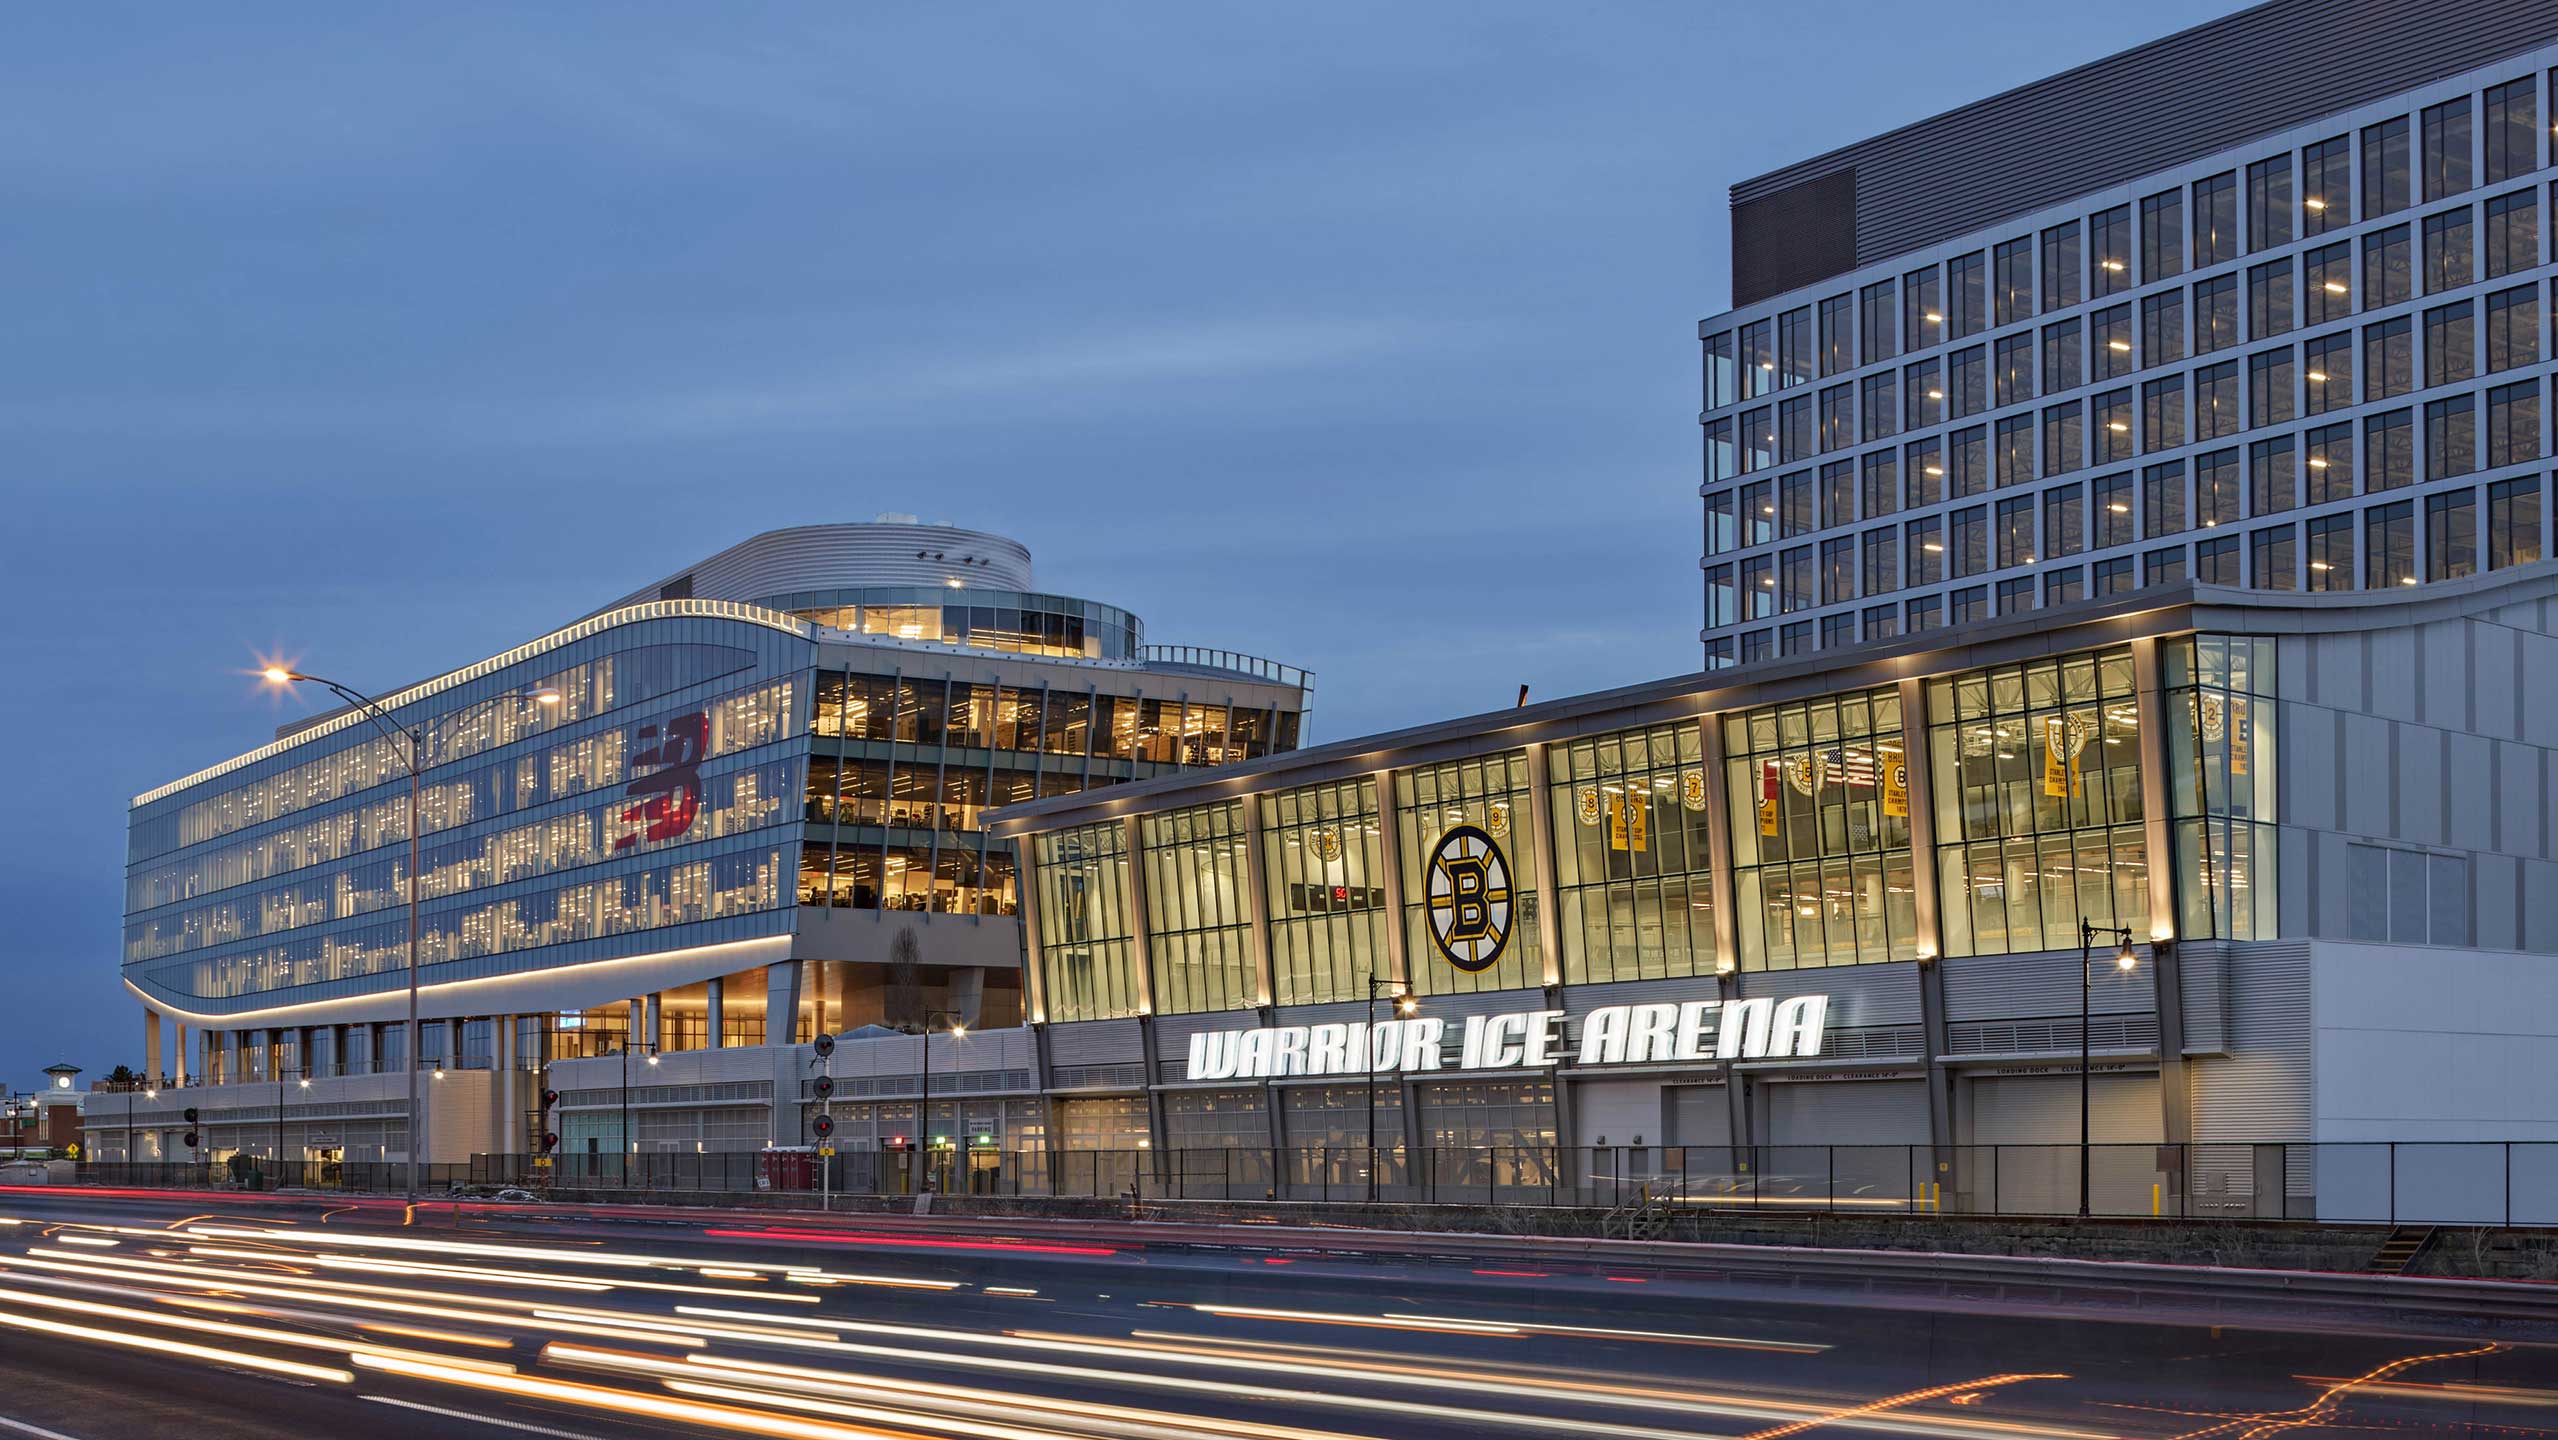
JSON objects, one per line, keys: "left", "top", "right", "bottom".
{"left": 2, "top": 2, "right": 2241, "bottom": 1089}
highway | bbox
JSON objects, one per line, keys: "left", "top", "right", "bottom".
{"left": 0, "top": 1187, "right": 2548, "bottom": 1439}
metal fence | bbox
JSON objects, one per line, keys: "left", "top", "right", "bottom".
{"left": 64, "top": 1142, "right": 2558, "bottom": 1225}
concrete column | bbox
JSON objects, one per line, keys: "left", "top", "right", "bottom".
{"left": 1522, "top": 743, "right": 1566, "bottom": 991}
{"left": 2131, "top": 636, "right": 2192, "bottom": 1145}
{"left": 1895, "top": 677, "right": 1946, "bottom": 960}
{"left": 764, "top": 961, "right": 804, "bottom": 1046}
{"left": 175, "top": 1023, "right": 189, "bottom": 1087}
{"left": 495, "top": 1017, "right": 517, "bottom": 1154}
{"left": 705, "top": 979, "right": 725, "bottom": 1049}
{"left": 644, "top": 993, "right": 663, "bottom": 1052}
{"left": 626, "top": 999, "right": 644, "bottom": 1054}
{"left": 1697, "top": 710, "right": 1742, "bottom": 974}
{"left": 945, "top": 967, "right": 983, "bottom": 1029}
{"left": 1017, "top": 846, "right": 1051, "bottom": 1025}
{"left": 1373, "top": 769, "right": 1411, "bottom": 992}
{"left": 1122, "top": 815, "right": 1156, "bottom": 1017}
{"left": 143, "top": 1009, "right": 162, "bottom": 1087}
{"left": 1239, "top": 793, "right": 1277, "bottom": 1012}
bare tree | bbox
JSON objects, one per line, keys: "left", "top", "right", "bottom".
{"left": 886, "top": 929, "right": 924, "bottom": 1033}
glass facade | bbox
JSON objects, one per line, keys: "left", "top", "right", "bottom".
{"left": 1722, "top": 688, "right": 1917, "bottom": 969}
{"left": 760, "top": 585, "right": 1143, "bottom": 662}
{"left": 1260, "top": 778, "right": 1387, "bottom": 1007}
{"left": 1928, "top": 650, "right": 2150, "bottom": 956}
{"left": 1138, "top": 801, "right": 1255, "bottom": 1015}
{"left": 2166, "top": 636, "right": 2280, "bottom": 940}
{"left": 1396, "top": 753, "right": 1542, "bottom": 997}
{"left": 1547, "top": 723, "right": 1717, "bottom": 983}
{"left": 1030, "top": 820, "right": 1140, "bottom": 1023}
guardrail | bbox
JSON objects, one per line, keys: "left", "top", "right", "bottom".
{"left": 70, "top": 1141, "right": 2558, "bottom": 1226}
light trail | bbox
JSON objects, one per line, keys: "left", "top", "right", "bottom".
{"left": 183, "top": 1224, "right": 822, "bottom": 1274}
{"left": 353, "top": 1351, "right": 961, "bottom": 1440}
{"left": 0, "top": 1306, "right": 352, "bottom": 1384}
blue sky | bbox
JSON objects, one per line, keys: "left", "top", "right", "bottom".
{"left": 0, "top": 1, "right": 2241, "bottom": 1088}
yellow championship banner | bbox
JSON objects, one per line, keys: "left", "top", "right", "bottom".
{"left": 1882, "top": 756, "right": 1908, "bottom": 818}
{"left": 2043, "top": 714, "right": 2094, "bottom": 797}
{"left": 1606, "top": 791, "right": 1649, "bottom": 852}
{"left": 1758, "top": 760, "right": 1780, "bottom": 835}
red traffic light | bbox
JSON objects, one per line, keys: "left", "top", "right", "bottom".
{"left": 811, "top": 1114, "right": 836, "bottom": 1138}
{"left": 540, "top": 1089, "right": 560, "bottom": 1108}
{"left": 540, "top": 1132, "right": 560, "bottom": 1153}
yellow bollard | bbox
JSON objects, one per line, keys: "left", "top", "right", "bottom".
{"left": 2152, "top": 1182, "right": 2161, "bottom": 1217}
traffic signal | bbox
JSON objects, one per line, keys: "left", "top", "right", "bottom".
{"left": 183, "top": 1107, "right": 199, "bottom": 1125}
{"left": 811, "top": 1033, "right": 836, "bottom": 1059}
{"left": 540, "top": 1132, "right": 560, "bottom": 1154}
{"left": 811, "top": 1114, "right": 835, "bottom": 1139}
{"left": 811, "top": 1075, "right": 834, "bottom": 1099}
{"left": 540, "top": 1089, "right": 560, "bottom": 1109}
{"left": 183, "top": 1132, "right": 199, "bottom": 1149}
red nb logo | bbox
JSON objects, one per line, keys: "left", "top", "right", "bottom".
{"left": 614, "top": 712, "right": 708, "bottom": 851}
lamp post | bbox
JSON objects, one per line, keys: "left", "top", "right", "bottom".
{"left": 618, "top": 1040, "right": 659, "bottom": 1184}
{"left": 913, "top": 1009, "right": 967, "bottom": 1195}
{"left": 262, "top": 669, "right": 558, "bottom": 1199}
{"left": 126, "top": 1085, "right": 156, "bottom": 1171}
{"left": 2077, "top": 918, "right": 2139, "bottom": 1219}
{"left": 1363, "top": 972, "right": 1417, "bottom": 1203}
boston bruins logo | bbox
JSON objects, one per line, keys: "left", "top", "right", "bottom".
{"left": 1423, "top": 824, "right": 1513, "bottom": 973}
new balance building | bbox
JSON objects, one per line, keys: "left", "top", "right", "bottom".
{"left": 101, "top": 519, "right": 1307, "bottom": 1167}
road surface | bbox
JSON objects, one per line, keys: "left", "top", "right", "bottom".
{"left": 0, "top": 1186, "right": 2546, "bottom": 1439}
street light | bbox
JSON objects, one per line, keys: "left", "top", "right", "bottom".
{"left": 1365, "top": 973, "right": 1417, "bottom": 1203}
{"left": 261, "top": 668, "right": 559, "bottom": 1199}
{"left": 615, "top": 1041, "right": 659, "bottom": 1184}
{"left": 913, "top": 1009, "right": 967, "bottom": 1195}
{"left": 2077, "top": 918, "right": 2140, "bottom": 1219}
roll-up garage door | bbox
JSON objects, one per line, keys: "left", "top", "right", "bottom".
{"left": 1967, "top": 1073, "right": 2161, "bottom": 1144}
{"left": 1667, "top": 1087, "right": 1730, "bottom": 1148}
{"left": 1966, "top": 1072, "right": 2164, "bottom": 1216}
{"left": 1764, "top": 1079, "right": 1929, "bottom": 1145}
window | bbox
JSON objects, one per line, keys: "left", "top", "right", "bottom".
{"left": 2490, "top": 475, "right": 2544, "bottom": 569}
{"left": 1780, "top": 395, "right": 1815, "bottom": 461}
{"left": 1705, "top": 491, "right": 1738, "bottom": 556}
{"left": 1778, "top": 306, "right": 1815, "bottom": 388}
{"left": 2140, "top": 188, "right": 2184, "bottom": 281}
{"left": 1903, "top": 266, "right": 1943, "bottom": 351}
{"left": 2247, "top": 154, "right": 2294, "bottom": 252}
{"left": 1861, "top": 279, "right": 1898, "bottom": 362}
{"left": 1818, "top": 293, "right": 1854, "bottom": 375}
{"left": 2041, "top": 401, "right": 2083, "bottom": 476}
{"left": 2363, "top": 115, "right": 2410, "bottom": 219}
{"left": 1947, "top": 251, "right": 1986, "bottom": 338}
{"left": 2424, "top": 300, "right": 2476, "bottom": 387}
{"left": 2304, "top": 242, "right": 2351, "bottom": 325}
{"left": 2248, "top": 347, "right": 2296, "bottom": 426}
{"left": 1740, "top": 319, "right": 1775, "bottom": 398}
{"left": 1994, "top": 332, "right": 2034, "bottom": 407}
{"left": 2143, "top": 370, "right": 2187, "bottom": 450}
{"left": 1906, "top": 515, "right": 1944, "bottom": 585}
{"left": 2193, "top": 171, "right": 2237, "bottom": 268}
{"left": 1780, "top": 471, "right": 1815, "bottom": 536}
{"left": 2094, "top": 387, "right": 2133, "bottom": 464}
{"left": 2368, "top": 499, "right": 2416, "bottom": 587}
{"left": 1860, "top": 371, "right": 1898, "bottom": 441}
{"left": 2091, "top": 204, "right": 2132, "bottom": 295}
{"left": 2486, "top": 190, "right": 2538, "bottom": 278}
{"left": 2305, "top": 331, "right": 2353, "bottom": 415}
{"left": 2427, "top": 488, "right": 2477, "bottom": 579}
{"left": 2195, "top": 274, "right": 2239, "bottom": 353}
{"left": 2095, "top": 555, "right": 2134, "bottom": 594}
{"left": 1905, "top": 436, "right": 1944, "bottom": 506}
{"left": 1821, "top": 536, "right": 1856, "bottom": 604}
{"left": 1996, "top": 494, "right": 2037, "bottom": 569}
{"left": 2142, "top": 290, "right": 2186, "bottom": 367}
{"left": 1742, "top": 555, "right": 1774, "bottom": 617}
{"left": 2250, "top": 524, "right": 2296, "bottom": 590}
{"left": 1951, "top": 504, "right": 1988, "bottom": 577}
{"left": 2421, "top": 97, "right": 2472, "bottom": 201}
{"left": 1907, "top": 595, "right": 1941, "bottom": 633}
{"left": 1819, "top": 460, "right": 1856, "bottom": 528}
{"left": 2422, "top": 205, "right": 2474, "bottom": 292}
{"left": 2363, "top": 223, "right": 2411, "bottom": 308}
{"left": 2046, "top": 567, "right": 2085, "bottom": 606}
{"left": 1999, "top": 405, "right": 2042, "bottom": 486}
{"left": 1397, "top": 754, "right": 1543, "bottom": 996}
{"left": 2046, "top": 483, "right": 2085, "bottom": 558}
{"left": 1863, "top": 604, "right": 1900, "bottom": 640}
{"left": 2194, "top": 361, "right": 2240, "bottom": 441}
{"left": 2143, "top": 460, "right": 2187, "bottom": 537}
{"left": 1706, "top": 419, "right": 1737, "bottom": 483}
{"left": 1927, "top": 649, "right": 2148, "bottom": 957}
{"left": 2346, "top": 845, "right": 2469, "bottom": 947}
{"left": 2485, "top": 77, "right": 2538, "bottom": 185}
{"left": 2365, "top": 315, "right": 2413, "bottom": 400}
{"left": 1140, "top": 801, "right": 1255, "bottom": 1015}
{"left": 2093, "top": 303, "right": 2134, "bottom": 379}
{"left": 2307, "top": 513, "right": 2354, "bottom": 588}
{"left": 1950, "top": 345, "right": 1986, "bottom": 417}
{"left": 1950, "top": 425, "right": 1988, "bottom": 496}
{"left": 1722, "top": 687, "right": 1915, "bottom": 971}
{"left": 1032, "top": 822, "right": 1139, "bottom": 1023}
{"left": 1904, "top": 357, "right": 1944, "bottom": 429}
{"left": 1993, "top": 236, "right": 2034, "bottom": 326}
{"left": 1741, "top": 629, "right": 1772, "bottom": 664}
{"left": 2093, "top": 474, "right": 2134, "bottom": 548}
{"left": 1996, "top": 577, "right": 2036, "bottom": 614}
{"left": 1705, "top": 331, "right": 1739, "bottom": 409}
{"left": 1950, "top": 586, "right": 1988, "bottom": 625}
{"left": 2307, "top": 422, "right": 2354, "bottom": 502}
{"left": 1818, "top": 384, "right": 1852, "bottom": 452}
{"left": 2145, "top": 547, "right": 2187, "bottom": 587}
{"left": 1862, "top": 449, "right": 1900, "bottom": 517}
{"left": 2250, "top": 434, "right": 2297, "bottom": 515}
{"left": 2248, "top": 257, "right": 2294, "bottom": 338}
{"left": 2425, "top": 394, "right": 2476, "bottom": 479}
{"left": 1820, "top": 614, "right": 1856, "bottom": 652}
{"left": 2488, "top": 379, "right": 2541, "bottom": 466}
{"left": 2042, "top": 317, "right": 2082, "bottom": 394}
{"left": 2195, "top": 448, "right": 2241, "bottom": 529}
{"left": 2042, "top": 221, "right": 2082, "bottom": 311}
{"left": 1741, "top": 479, "right": 1773, "bottom": 545}
{"left": 2303, "top": 135, "right": 2350, "bottom": 235}
{"left": 2196, "top": 534, "right": 2240, "bottom": 585}
{"left": 1743, "top": 406, "right": 1775, "bottom": 472}
{"left": 2367, "top": 409, "right": 2414, "bottom": 490}
{"left": 2165, "top": 635, "right": 2280, "bottom": 942}
{"left": 1862, "top": 527, "right": 1899, "bottom": 594}
{"left": 2487, "top": 285, "right": 2541, "bottom": 372}
{"left": 1706, "top": 563, "right": 1736, "bottom": 626}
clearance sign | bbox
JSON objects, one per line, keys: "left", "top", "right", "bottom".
{"left": 1183, "top": 995, "right": 1830, "bottom": 1081}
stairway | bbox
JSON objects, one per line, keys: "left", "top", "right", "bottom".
{"left": 2365, "top": 1225, "right": 2436, "bottom": 1275}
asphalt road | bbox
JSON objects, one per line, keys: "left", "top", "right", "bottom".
{"left": 0, "top": 1187, "right": 2549, "bottom": 1439}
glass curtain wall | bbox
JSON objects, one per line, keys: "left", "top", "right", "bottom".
{"left": 1547, "top": 722, "right": 1719, "bottom": 982}
{"left": 1138, "top": 801, "right": 1255, "bottom": 1014}
{"left": 1928, "top": 650, "right": 2149, "bottom": 954}
{"left": 1397, "top": 754, "right": 1543, "bottom": 997}
{"left": 1260, "top": 778, "right": 1387, "bottom": 1006}
{"left": 2165, "top": 636, "right": 2280, "bottom": 940}
{"left": 1721, "top": 688, "right": 1917, "bottom": 969}
{"left": 1032, "top": 821, "right": 1141, "bottom": 1022}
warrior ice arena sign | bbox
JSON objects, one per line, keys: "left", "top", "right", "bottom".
{"left": 1183, "top": 996, "right": 1830, "bottom": 1081}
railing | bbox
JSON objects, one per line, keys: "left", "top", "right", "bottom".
{"left": 1138, "top": 645, "right": 1313, "bottom": 691}
{"left": 65, "top": 1143, "right": 2558, "bottom": 1225}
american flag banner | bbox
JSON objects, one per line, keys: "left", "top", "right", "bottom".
{"left": 1825, "top": 746, "right": 1879, "bottom": 788}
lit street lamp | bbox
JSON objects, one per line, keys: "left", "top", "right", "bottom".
{"left": 262, "top": 669, "right": 556, "bottom": 1198}
{"left": 617, "top": 1040, "right": 659, "bottom": 1183}
{"left": 914, "top": 1010, "right": 967, "bottom": 1194}
{"left": 1365, "top": 973, "right": 1417, "bottom": 1203}
{"left": 2076, "top": 918, "right": 2140, "bottom": 1219}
